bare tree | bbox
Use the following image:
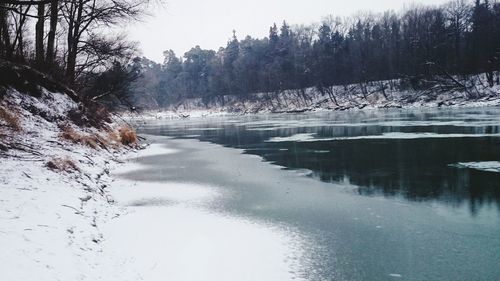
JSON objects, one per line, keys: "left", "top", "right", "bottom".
{"left": 61, "top": 0, "right": 147, "bottom": 83}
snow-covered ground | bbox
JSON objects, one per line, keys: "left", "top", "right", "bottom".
{"left": 0, "top": 88, "right": 134, "bottom": 280}
{"left": 121, "top": 73, "right": 500, "bottom": 120}
{"left": 0, "top": 87, "right": 306, "bottom": 280}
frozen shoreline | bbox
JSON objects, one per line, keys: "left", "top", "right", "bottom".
{"left": 101, "top": 141, "right": 307, "bottom": 281}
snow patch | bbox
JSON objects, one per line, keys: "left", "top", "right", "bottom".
{"left": 100, "top": 205, "right": 305, "bottom": 281}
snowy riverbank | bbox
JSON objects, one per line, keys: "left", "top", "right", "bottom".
{"left": 0, "top": 87, "right": 138, "bottom": 280}
{"left": 122, "top": 73, "right": 500, "bottom": 120}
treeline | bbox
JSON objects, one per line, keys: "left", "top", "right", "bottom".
{"left": 132, "top": 0, "right": 500, "bottom": 108}
{"left": 0, "top": 0, "right": 154, "bottom": 101}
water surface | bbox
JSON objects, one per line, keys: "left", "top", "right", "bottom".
{"left": 131, "top": 107, "right": 500, "bottom": 281}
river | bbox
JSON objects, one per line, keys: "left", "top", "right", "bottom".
{"left": 123, "top": 107, "right": 500, "bottom": 281}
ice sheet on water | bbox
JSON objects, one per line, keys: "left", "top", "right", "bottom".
{"left": 186, "top": 127, "right": 223, "bottom": 131}
{"left": 267, "top": 132, "right": 500, "bottom": 143}
{"left": 106, "top": 158, "right": 309, "bottom": 281}
{"left": 135, "top": 143, "right": 179, "bottom": 157}
{"left": 246, "top": 119, "right": 500, "bottom": 132}
{"left": 111, "top": 180, "right": 220, "bottom": 206}
{"left": 331, "top": 132, "right": 500, "bottom": 140}
{"left": 267, "top": 132, "right": 500, "bottom": 142}
{"left": 449, "top": 161, "right": 500, "bottom": 173}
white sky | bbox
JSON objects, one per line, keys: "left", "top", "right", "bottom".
{"left": 127, "top": 0, "right": 451, "bottom": 62}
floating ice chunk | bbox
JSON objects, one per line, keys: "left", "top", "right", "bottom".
{"left": 186, "top": 127, "right": 222, "bottom": 131}
{"left": 449, "top": 161, "right": 500, "bottom": 173}
{"left": 294, "top": 169, "right": 314, "bottom": 177}
{"left": 267, "top": 132, "right": 500, "bottom": 143}
{"left": 389, "top": 273, "right": 402, "bottom": 278}
{"left": 267, "top": 133, "right": 316, "bottom": 142}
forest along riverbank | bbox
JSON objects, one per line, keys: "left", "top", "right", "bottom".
{"left": 124, "top": 73, "right": 500, "bottom": 120}
{"left": 129, "top": 109, "right": 500, "bottom": 281}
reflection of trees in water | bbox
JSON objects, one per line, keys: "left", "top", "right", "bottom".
{"left": 263, "top": 138, "right": 500, "bottom": 216}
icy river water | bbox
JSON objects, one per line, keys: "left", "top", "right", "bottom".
{"left": 128, "top": 107, "right": 500, "bottom": 281}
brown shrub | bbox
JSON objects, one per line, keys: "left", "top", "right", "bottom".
{"left": 106, "top": 130, "right": 121, "bottom": 146}
{"left": 59, "top": 124, "right": 139, "bottom": 149}
{"left": 0, "top": 106, "right": 21, "bottom": 131}
{"left": 118, "top": 126, "right": 138, "bottom": 146}
{"left": 46, "top": 157, "right": 80, "bottom": 173}
{"left": 59, "top": 125, "right": 109, "bottom": 150}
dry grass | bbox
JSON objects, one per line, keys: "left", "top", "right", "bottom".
{"left": 46, "top": 157, "right": 80, "bottom": 173}
{"left": 59, "top": 125, "right": 109, "bottom": 150}
{"left": 118, "top": 126, "right": 138, "bottom": 146}
{"left": 0, "top": 106, "right": 21, "bottom": 131}
{"left": 59, "top": 124, "right": 138, "bottom": 150}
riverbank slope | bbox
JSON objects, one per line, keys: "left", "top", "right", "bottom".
{"left": 0, "top": 76, "right": 140, "bottom": 280}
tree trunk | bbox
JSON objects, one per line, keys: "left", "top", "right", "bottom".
{"left": 46, "top": 0, "right": 58, "bottom": 65}
{"left": 326, "top": 86, "right": 339, "bottom": 105}
{"left": 379, "top": 81, "right": 388, "bottom": 100}
{"left": 0, "top": 6, "right": 5, "bottom": 57}
{"left": 0, "top": 6, "right": 12, "bottom": 60}
{"left": 35, "top": 3, "right": 45, "bottom": 67}
{"left": 65, "top": 0, "right": 83, "bottom": 84}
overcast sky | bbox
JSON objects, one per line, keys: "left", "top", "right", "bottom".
{"left": 128, "top": 0, "right": 451, "bottom": 62}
